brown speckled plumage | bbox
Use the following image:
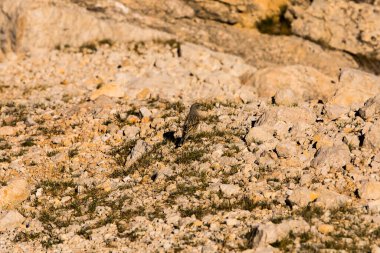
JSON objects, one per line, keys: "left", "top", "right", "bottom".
{"left": 178, "top": 103, "right": 201, "bottom": 146}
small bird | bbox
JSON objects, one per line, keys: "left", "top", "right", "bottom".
{"left": 177, "top": 103, "right": 201, "bottom": 147}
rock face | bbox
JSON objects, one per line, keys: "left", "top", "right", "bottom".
{"left": 0, "top": 0, "right": 171, "bottom": 58}
{"left": 253, "top": 219, "right": 310, "bottom": 247}
{"left": 186, "top": 0, "right": 289, "bottom": 27}
{"left": 359, "top": 181, "right": 380, "bottom": 200}
{"left": 251, "top": 65, "right": 336, "bottom": 102}
{"left": 364, "top": 120, "right": 380, "bottom": 150}
{"left": 311, "top": 144, "right": 351, "bottom": 169}
{"left": 0, "top": 0, "right": 380, "bottom": 252}
{"left": 0, "top": 178, "right": 30, "bottom": 210}
{"left": 359, "top": 95, "right": 380, "bottom": 120}
{"left": 327, "top": 69, "right": 380, "bottom": 110}
{"left": 290, "top": 0, "right": 380, "bottom": 60}
{"left": 0, "top": 210, "right": 25, "bottom": 231}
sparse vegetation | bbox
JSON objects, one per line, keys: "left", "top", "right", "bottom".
{"left": 68, "top": 148, "right": 79, "bottom": 158}
{"left": 21, "top": 137, "right": 36, "bottom": 147}
{"left": 79, "top": 42, "right": 97, "bottom": 53}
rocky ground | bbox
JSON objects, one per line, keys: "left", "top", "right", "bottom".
{"left": 1, "top": 0, "right": 380, "bottom": 252}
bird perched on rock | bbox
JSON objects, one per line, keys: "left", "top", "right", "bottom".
{"left": 177, "top": 103, "right": 201, "bottom": 147}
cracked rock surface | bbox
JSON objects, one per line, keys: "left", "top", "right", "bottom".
{"left": 0, "top": 0, "right": 380, "bottom": 252}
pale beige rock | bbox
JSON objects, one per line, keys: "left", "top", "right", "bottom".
{"left": 359, "top": 95, "right": 380, "bottom": 120}
{"left": 311, "top": 144, "right": 351, "bottom": 169}
{"left": 246, "top": 126, "right": 274, "bottom": 145}
{"left": 372, "top": 245, "right": 380, "bottom": 253}
{"left": 364, "top": 120, "right": 380, "bottom": 150}
{"left": 252, "top": 65, "right": 336, "bottom": 102}
{"left": 0, "top": 210, "right": 25, "bottom": 231}
{"left": 359, "top": 181, "right": 380, "bottom": 200}
{"left": 136, "top": 88, "right": 151, "bottom": 100}
{"left": 367, "top": 199, "right": 380, "bottom": 213}
{"left": 219, "top": 184, "right": 241, "bottom": 197}
{"left": 273, "top": 89, "right": 298, "bottom": 106}
{"left": 253, "top": 219, "right": 310, "bottom": 247}
{"left": 287, "top": 187, "right": 319, "bottom": 207}
{"left": 0, "top": 178, "right": 30, "bottom": 210}
{"left": 128, "top": 140, "right": 149, "bottom": 164}
{"left": 315, "top": 188, "right": 350, "bottom": 209}
{"left": 256, "top": 106, "right": 316, "bottom": 127}
{"left": 139, "top": 107, "right": 152, "bottom": 118}
{"left": 324, "top": 104, "right": 350, "bottom": 120}
{"left": 0, "top": 126, "right": 17, "bottom": 136}
{"left": 0, "top": 0, "right": 172, "bottom": 57}
{"left": 275, "top": 141, "right": 298, "bottom": 158}
{"left": 90, "top": 84, "right": 125, "bottom": 100}
{"left": 290, "top": 0, "right": 380, "bottom": 60}
{"left": 327, "top": 69, "right": 380, "bottom": 111}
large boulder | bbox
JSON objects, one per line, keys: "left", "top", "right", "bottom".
{"left": 0, "top": 0, "right": 171, "bottom": 59}
{"left": 251, "top": 65, "right": 336, "bottom": 103}
{"left": 290, "top": 0, "right": 380, "bottom": 60}
{"left": 364, "top": 120, "right": 380, "bottom": 151}
{"left": 329, "top": 69, "right": 380, "bottom": 108}
{"left": 0, "top": 178, "right": 30, "bottom": 210}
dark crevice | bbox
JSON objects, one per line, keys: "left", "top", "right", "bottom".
{"left": 347, "top": 52, "right": 380, "bottom": 75}
{"left": 256, "top": 5, "right": 292, "bottom": 36}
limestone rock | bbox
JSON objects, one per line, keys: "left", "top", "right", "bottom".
{"left": 324, "top": 104, "right": 350, "bottom": 120}
{"left": 287, "top": 187, "right": 319, "bottom": 207}
{"left": 364, "top": 120, "right": 380, "bottom": 151}
{"left": 219, "top": 184, "right": 241, "bottom": 197}
{"left": 315, "top": 188, "right": 350, "bottom": 209}
{"left": 128, "top": 140, "right": 149, "bottom": 164}
{"left": 290, "top": 0, "right": 380, "bottom": 60}
{"left": 246, "top": 126, "right": 274, "bottom": 145}
{"left": 0, "top": 210, "right": 25, "bottom": 231}
{"left": 253, "top": 219, "right": 310, "bottom": 247}
{"left": 139, "top": 107, "right": 152, "bottom": 118}
{"left": 252, "top": 65, "right": 336, "bottom": 103}
{"left": 275, "top": 141, "right": 298, "bottom": 158}
{"left": 359, "top": 95, "right": 380, "bottom": 120}
{"left": 273, "top": 89, "right": 298, "bottom": 106}
{"left": 90, "top": 84, "right": 126, "bottom": 100}
{"left": 327, "top": 69, "right": 380, "bottom": 111}
{"left": 0, "top": 178, "right": 30, "bottom": 210}
{"left": 256, "top": 106, "right": 316, "bottom": 127}
{"left": 311, "top": 144, "right": 351, "bottom": 169}
{"left": 0, "top": 126, "right": 17, "bottom": 136}
{"left": 367, "top": 199, "right": 380, "bottom": 213}
{"left": 358, "top": 181, "right": 380, "bottom": 200}
{"left": 0, "top": 0, "right": 171, "bottom": 57}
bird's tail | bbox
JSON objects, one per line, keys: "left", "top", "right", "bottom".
{"left": 176, "top": 134, "right": 186, "bottom": 148}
